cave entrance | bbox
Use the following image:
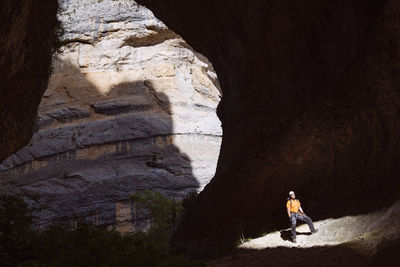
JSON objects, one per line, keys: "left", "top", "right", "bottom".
{"left": 0, "top": 0, "right": 222, "bottom": 233}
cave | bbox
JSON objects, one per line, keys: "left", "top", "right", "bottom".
{"left": 1, "top": 0, "right": 400, "bottom": 265}
{"left": 0, "top": 0, "right": 222, "bottom": 233}
{"left": 135, "top": 0, "right": 400, "bottom": 247}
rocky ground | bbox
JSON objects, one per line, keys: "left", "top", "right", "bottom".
{"left": 209, "top": 200, "right": 400, "bottom": 266}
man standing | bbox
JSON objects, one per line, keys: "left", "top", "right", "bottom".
{"left": 286, "top": 191, "right": 317, "bottom": 243}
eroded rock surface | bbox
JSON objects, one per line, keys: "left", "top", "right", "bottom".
{"left": 0, "top": 0, "right": 222, "bottom": 230}
{"left": 3, "top": 0, "right": 400, "bottom": 258}
{"left": 0, "top": 0, "right": 59, "bottom": 162}
{"left": 135, "top": 0, "right": 400, "bottom": 252}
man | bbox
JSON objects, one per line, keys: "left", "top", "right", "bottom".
{"left": 286, "top": 191, "right": 317, "bottom": 243}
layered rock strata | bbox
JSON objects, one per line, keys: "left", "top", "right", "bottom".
{"left": 0, "top": 0, "right": 222, "bottom": 230}
{"left": 3, "top": 0, "right": 400, "bottom": 256}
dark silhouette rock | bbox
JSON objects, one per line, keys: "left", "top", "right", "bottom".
{"left": 2, "top": 0, "right": 400, "bottom": 257}
{"left": 136, "top": 0, "right": 400, "bottom": 253}
{"left": 0, "top": 0, "right": 59, "bottom": 162}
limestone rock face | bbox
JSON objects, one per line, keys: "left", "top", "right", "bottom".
{"left": 4, "top": 0, "right": 400, "bottom": 256}
{"left": 0, "top": 0, "right": 222, "bottom": 230}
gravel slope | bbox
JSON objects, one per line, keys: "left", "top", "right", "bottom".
{"left": 210, "top": 200, "right": 400, "bottom": 266}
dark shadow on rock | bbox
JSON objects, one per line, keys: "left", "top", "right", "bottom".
{"left": 0, "top": 0, "right": 59, "bottom": 163}
{"left": 279, "top": 230, "right": 291, "bottom": 241}
{"left": 137, "top": 1, "right": 400, "bottom": 256}
{"left": 210, "top": 244, "right": 393, "bottom": 267}
{"left": 0, "top": 58, "right": 202, "bottom": 231}
{"left": 211, "top": 236, "right": 400, "bottom": 266}
{"left": 279, "top": 229, "right": 311, "bottom": 241}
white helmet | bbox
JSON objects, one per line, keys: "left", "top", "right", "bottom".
{"left": 289, "top": 191, "right": 295, "bottom": 196}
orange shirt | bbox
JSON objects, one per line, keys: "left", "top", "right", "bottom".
{"left": 286, "top": 199, "right": 300, "bottom": 213}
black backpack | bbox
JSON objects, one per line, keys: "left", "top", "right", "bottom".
{"left": 286, "top": 197, "right": 297, "bottom": 207}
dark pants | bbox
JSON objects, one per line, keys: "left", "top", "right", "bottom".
{"left": 290, "top": 212, "right": 315, "bottom": 239}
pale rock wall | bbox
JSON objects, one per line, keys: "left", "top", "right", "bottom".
{"left": 0, "top": 0, "right": 222, "bottom": 231}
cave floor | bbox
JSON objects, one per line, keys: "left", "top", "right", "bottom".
{"left": 209, "top": 200, "right": 400, "bottom": 267}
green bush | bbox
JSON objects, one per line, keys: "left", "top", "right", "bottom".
{"left": 0, "top": 195, "right": 36, "bottom": 266}
{"left": 130, "top": 190, "right": 183, "bottom": 245}
{"left": 0, "top": 193, "right": 203, "bottom": 267}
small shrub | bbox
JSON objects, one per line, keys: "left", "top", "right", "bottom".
{"left": 0, "top": 195, "right": 36, "bottom": 266}
{"left": 0, "top": 193, "right": 202, "bottom": 266}
{"left": 130, "top": 190, "right": 183, "bottom": 245}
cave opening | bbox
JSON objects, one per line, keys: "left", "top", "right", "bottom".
{"left": 0, "top": 0, "right": 222, "bottom": 234}
{"left": 134, "top": 0, "right": 400, "bottom": 263}
{"left": 1, "top": 0, "right": 400, "bottom": 265}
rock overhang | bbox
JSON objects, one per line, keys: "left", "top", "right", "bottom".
{"left": 1, "top": 0, "right": 400, "bottom": 255}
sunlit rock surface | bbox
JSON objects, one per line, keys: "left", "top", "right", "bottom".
{"left": 0, "top": 0, "right": 222, "bottom": 230}
{"left": 241, "top": 200, "right": 400, "bottom": 252}
{"left": 210, "top": 201, "right": 400, "bottom": 266}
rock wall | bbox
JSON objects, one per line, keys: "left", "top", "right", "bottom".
{"left": 0, "top": 0, "right": 59, "bottom": 163}
{"left": 0, "top": 0, "right": 222, "bottom": 230}
{"left": 135, "top": 0, "right": 400, "bottom": 252}
{"left": 3, "top": 0, "right": 400, "bottom": 256}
